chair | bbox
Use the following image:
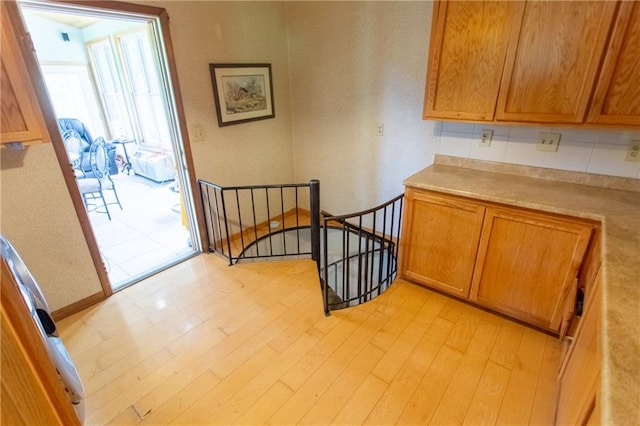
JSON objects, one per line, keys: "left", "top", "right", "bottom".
{"left": 58, "top": 118, "right": 119, "bottom": 175}
{"left": 62, "top": 129, "right": 88, "bottom": 177}
{"left": 58, "top": 118, "right": 94, "bottom": 148}
{"left": 77, "top": 137, "right": 123, "bottom": 220}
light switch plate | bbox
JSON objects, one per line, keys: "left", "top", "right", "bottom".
{"left": 192, "top": 123, "right": 206, "bottom": 142}
{"left": 536, "top": 132, "right": 561, "bottom": 152}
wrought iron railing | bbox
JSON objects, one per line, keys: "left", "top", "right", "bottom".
{"left": 198, "top": 178, "right": 403, "bottom": 315}
{"left": 198, "top": 179, "right": 320, "bottom": 266}
{"left": 321, "top": 194, "right": 404, "bottom": 314}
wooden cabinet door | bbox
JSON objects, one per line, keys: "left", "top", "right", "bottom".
{"left": 400, "top": 189, "right": 485, "bottom": 298}
{"left": 1, "top": 4, "right": 49, "bottom": 144}
{"left": 423, "top": 1, "right": 524, "bottom": 121}
{"left": 495, "top": 1, "right": 618, "bottom": 124}
{"left": 469, "top": 207, "right": 592, "bottom": 332}
{"left": 588, "top": 1, "right": 640, "bottom": 126}
{"left": 555, "top": 273, "right": 600, "bottom": 425}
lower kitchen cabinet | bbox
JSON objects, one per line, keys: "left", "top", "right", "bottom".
{"left": 469, "top": 206, "right": 593, "bottom": 331}
{"left": 400, "top": 188, "right": 595, "bottom": 333}
{"left": 400, "top": 189, "right": 485, "bottom": 298}
{"left": 556, "top": 273, "right": 601, "bottom": 425}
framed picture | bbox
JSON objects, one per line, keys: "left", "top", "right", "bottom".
{"left": 209, "top": 63, "right": 275, "bottom": 127}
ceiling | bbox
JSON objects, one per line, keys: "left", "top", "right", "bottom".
{"left": 24, "top": 9, "right": 100, "bottom": 29}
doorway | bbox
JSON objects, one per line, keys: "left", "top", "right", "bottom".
{"left": 18, "top": 1, "right": 201, "bottom": 291}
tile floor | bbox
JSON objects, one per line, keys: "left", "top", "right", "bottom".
{"left": 83, "top": 172, "right": 194, "bottom": 290}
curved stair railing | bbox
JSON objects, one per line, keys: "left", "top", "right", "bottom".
{"left": 321, "top": 194, "right": 404, "bottom": 314}
{"left": 198, "top": 178, "right": 403, "bottom": 314}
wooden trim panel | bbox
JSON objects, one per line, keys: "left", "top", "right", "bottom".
{"left": 587, "top": 1, "right": 640, "bottom": 126}
{"left": 1, "top": 259, "right": 81, "bottom": 426}
{"left": 52, "top": 291, "right": 106, "bottom": 322}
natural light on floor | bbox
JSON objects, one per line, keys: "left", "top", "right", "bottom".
{"left": 85, "top": 173, "right": 192, "bottom": 289}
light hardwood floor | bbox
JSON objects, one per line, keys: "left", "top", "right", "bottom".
{"left": 58, "top": 254, "right": 561, "bottom": 425}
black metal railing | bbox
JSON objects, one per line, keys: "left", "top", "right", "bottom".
{"left": 321, "top": 194, "right": 404, "bottom": 314}
{"left": 198, "top": 178, "right": 403, "bottom": 315}
{"left": 198, "top": 179, "right": 320, "bottom": 266}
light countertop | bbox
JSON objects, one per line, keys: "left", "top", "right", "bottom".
{"left": 403, "top": 156, "right": 640, "bottom": 425}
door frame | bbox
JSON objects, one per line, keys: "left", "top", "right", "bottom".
{"left": 7, "top": 0, "right": 207, "bottom": 314}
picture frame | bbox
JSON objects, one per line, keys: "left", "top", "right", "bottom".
{"left": 209, "top": 63, "right": 275, "bottom": 127}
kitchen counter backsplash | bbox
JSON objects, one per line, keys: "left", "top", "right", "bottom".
{"left": 434, "top": 154, "right": 640, "bottom": 193}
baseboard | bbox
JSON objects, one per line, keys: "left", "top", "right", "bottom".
{"left": 51, "top": 291, "right": 106, "bottom": 321}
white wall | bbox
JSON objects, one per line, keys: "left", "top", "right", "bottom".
{"left": 21, "top": 12, "right": 88, "bottom": 63}
{"left": 287, "top": 2, "right": 436, "bottom": 214}
{"left": 81, "top": 20, "right": 145, "bottom": 42}
{"left": 434, "top": 123, "right": 640, "bottom": 179}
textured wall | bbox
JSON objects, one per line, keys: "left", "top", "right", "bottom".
{"left": 287, "top": 2, "right": 436, "bottom": 214}
{"left": 0, "top": 144, "right": 103, "bottom": 310}
{"left": 143, "top": 1, "right": 295, "bottom": 188}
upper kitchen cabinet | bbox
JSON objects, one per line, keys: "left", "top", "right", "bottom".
{"left": 424, "top": 0, "right": 639, "bottom": 128}
{"left": 496, "top": 1, "right": 616, "bottom": 124}
{"left": 1, "top": 4, "right": 49, "bottom": 145}
{"left": 424, "top": 1, "right": 524, "bottom": 121}
{"left": 587, "top": 1, "right": 640, "bottom": 126}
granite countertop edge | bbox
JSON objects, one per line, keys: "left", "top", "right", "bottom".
{"left": 403, "top": 162, "right": 640, "bottom": 425}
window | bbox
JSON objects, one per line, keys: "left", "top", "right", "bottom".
{"left": 117, "top": 29, "right": 171, "bottom": 147}
{"left": 88, "top": 27, "right": 171, "bottom": 149}
{"left": 88, "top": 38, "right": 132, "bottom": 139}
{"left": 41, "top": 64, "right": 107, "bottom": 138}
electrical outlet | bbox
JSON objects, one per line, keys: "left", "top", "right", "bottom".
{"left": 192, "top": 123, "right": 206, "bottom": 142}
{"left": 479, "top": 129, "right": 493, "bottom": 147}
{"left": 625, "top": 141, "right": 640, "bottom": 162}
{"left": 376, "top": 123, "right": 384, "bottom": 136}
{"left": 536, "top": 132, "right": 561, "bottom": 152}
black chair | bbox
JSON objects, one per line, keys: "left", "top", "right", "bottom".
{"left": 77, "top": 137, "right": 123, "bottom": 220}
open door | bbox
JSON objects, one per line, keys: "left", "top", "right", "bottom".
{"left": 14, "top": 0, "right": 206, "bottom": 298}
